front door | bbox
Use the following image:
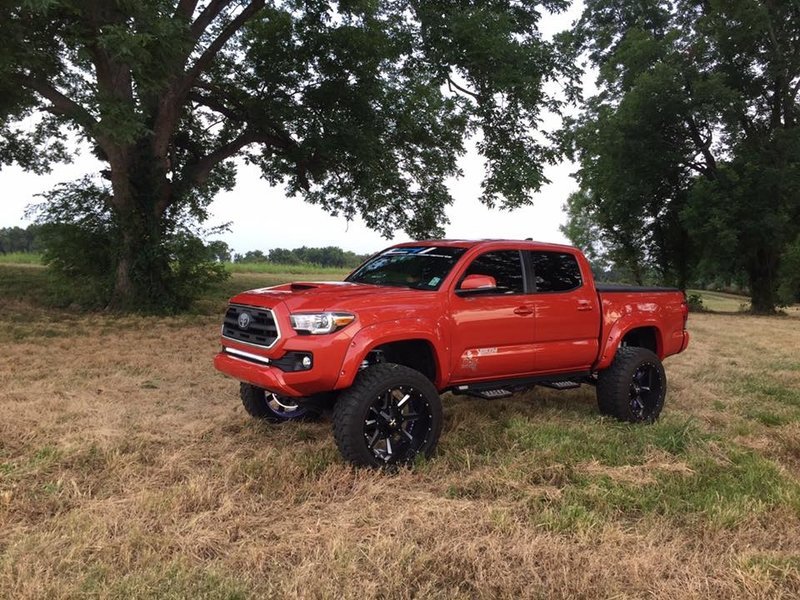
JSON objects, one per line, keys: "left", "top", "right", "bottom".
{"left": 449, "top": 250, "right": 537, "bottom": 381}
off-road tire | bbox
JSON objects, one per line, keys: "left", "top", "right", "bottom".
{"left": 596, "top": 347, "right": 667, "bottom": 423}
{"left": 240, "top": 383, "right": 320, "bottom": 423}
{"left": 333, "top": 363, "right": 443, "bottom": 467}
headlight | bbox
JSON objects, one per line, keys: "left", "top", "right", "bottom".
{"left": 289, "top": 312, "right": 355, "bottom": 334}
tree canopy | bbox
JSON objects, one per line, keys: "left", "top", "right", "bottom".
{"left": 0, "top": 0, "right": 575, "bottom": 311}
{"left": 565, "top": 0, "right": 800, "bottom": 312}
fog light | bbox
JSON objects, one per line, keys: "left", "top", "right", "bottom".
{"left": 301, "top": 356, "right": 312, "bottom": 369}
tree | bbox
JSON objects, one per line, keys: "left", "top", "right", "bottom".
{"left": 560, "top": 190, "right": 649, "bottom": 284}
{"left": 207, "top": 239, "right": 231, "bottom": 262}
{"left": 235, "top": 249, "right": 267, "bottom": 263}
{"left": 0, "top": 0, "right": 575, "bottom": 311}
{"left": 568, "top": 0, "right": 800, "bottom": 311}
{"left": 30, "top": 177, "right": 227, "bottom": 310}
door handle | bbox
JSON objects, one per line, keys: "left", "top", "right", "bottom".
{"left": 577, "top": 301, "right": 593, "bottom": 311}
{"left": 514, "top": 306, "right": 534, "bottom": 316}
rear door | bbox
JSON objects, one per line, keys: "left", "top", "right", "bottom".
{"left": 449, "top": 250, "right": 537, "bottom": 381}
{"left": 526, "top": 250, "right": 600, "bottom": 372}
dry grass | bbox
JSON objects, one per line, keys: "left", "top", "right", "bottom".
{"left": 1, "top": 270, "right": 800, "bottom": 599}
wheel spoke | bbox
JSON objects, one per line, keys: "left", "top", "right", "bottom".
{"left": 366, "top": 430, "right": 380, "bottom": 449}
{"left": 404, "top": 412, "right": 421, "bottom": 422}
{"left": 385, "top": 437, "right": 393, "bottom": 457}
{"left": 396, "top": 393, "right": 411, "bottom": 408}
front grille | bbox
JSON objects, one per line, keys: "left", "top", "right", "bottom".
{"left": 222, "top": 304, "right": 279, "bottom": 348}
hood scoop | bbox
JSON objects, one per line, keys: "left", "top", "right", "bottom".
{"left": 290, "top": 282, "right": 319, "bottom": 291}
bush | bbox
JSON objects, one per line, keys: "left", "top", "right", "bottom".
{"left": 686, "top": 292, "right": 707, "bottom": 313}
{"left": 29, "top": 177, "right": 228, "bottom": 312}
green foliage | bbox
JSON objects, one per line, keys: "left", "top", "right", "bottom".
{"left": 0, "top": 224, "right": 42, "bottom": 254}
{"left": 566, "top": 0, "right": 800, "bottom": 309}
{"left": 29, "top": 177, "right": 228, "bottom": 312}
{"left": 685, "top": 292, "right": 706, "bottom": 313}
{"left": 0, "top": 0, "right": 576, "bottom": 311}
{"left": 233, "top": 246, "right": 368, "bottom": 268}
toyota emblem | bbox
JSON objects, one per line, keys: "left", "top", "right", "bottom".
{"left": 237, "top": 312, "right": 251, "bottom": 329}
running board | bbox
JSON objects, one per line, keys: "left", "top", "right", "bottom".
{"left": 539, "top": 381, "right": 581, "bottom": 390}
{"left": 451, "top": 371, "right": 590, "bottom": 398}
{"left": 469, "top": 388, "right": 514, "bottom": 400}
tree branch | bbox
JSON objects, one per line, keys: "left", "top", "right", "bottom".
{"left": 182, "top": 0, "right": 265, "bottom": 93}
{"left": 447, "top": 76, "right": 480, "bottom": 101}
{"left": 174, "top": 0, "right": 200, "bottom": 20}
{"left": 184, "top": 128, "right": 290, "bottom": 188}
{"left": 189, "top": 0, "right": 235, "bottom": 41}
{"left": 189, "top": 90, "right": 240, "bottom": 121}
{"left": 17, "top": 75, "right": 98, "bottom": 130}
{"left": 684, "top": 115, "right": 718, "bottom": 180}
{"left": 152, "top": 0, "right": 264, "bottom": 158}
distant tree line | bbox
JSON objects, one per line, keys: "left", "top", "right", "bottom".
{"left": 233, "top": 245, "right": 369, "bottom": 268}
{"left": 0, "top": 225, "right": 42, "bottom": 254}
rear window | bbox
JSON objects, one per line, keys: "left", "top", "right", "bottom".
{"left": 529, "top": 251, "right": 582, "bottom": 292}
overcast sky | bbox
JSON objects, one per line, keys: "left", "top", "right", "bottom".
{"left": 0, "top": 2, "right": 588, "bottom": 256}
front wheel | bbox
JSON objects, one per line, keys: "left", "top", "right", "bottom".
{"left": 240, "top": 383, "right": 320, "bottom": 422}
{"left": 596, "top": 347, "right": 667, "bottom": 423}
{"left": 333, "top": 363, "right": 443, "bottom": 467}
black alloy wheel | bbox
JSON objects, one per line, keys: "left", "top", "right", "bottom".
{"left": 363, "top": 385, "right": 432, "bottom": 463}
{"left": 333, "top": 363, "right": 443, "bottom": 467}
{"left": 628, "top": 362, "right": 664, "bottom": 421}
{"left": 596, "top": 346, "right": 667, "bottom": 423}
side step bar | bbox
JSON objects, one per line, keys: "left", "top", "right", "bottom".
{"left": 539, "top": 381, "right": 581, "bottom": 390}
{"left": 452, "top": 371, "right": 590, "bottom": 399}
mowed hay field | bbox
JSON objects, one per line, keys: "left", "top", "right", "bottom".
{"left": 1, "top": 265, "right": 800, "bottom": 599}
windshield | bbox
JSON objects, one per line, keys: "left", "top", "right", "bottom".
{"left": 346, "top": 246, "right": 466, "bottom": 290}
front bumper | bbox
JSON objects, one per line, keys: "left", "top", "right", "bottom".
{"left": 214, "top": 351, "right": 319, "bottom": 397}
{"left": 214, "top": 325, "right": 356, "bottom": 397}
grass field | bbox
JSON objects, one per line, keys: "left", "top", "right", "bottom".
{"left": 1, "top": 266, "right": 799, "bottom": 598}
{"left": 0, "top": 253, "right": 352, "bottom": 277}
{"left": 0, "top": 252, "right": 43, "bottom": 265}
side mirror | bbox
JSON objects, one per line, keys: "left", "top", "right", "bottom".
{"left": 458, "top": 274, "right": 497, "bottom": 292}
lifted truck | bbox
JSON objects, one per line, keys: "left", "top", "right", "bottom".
{"left": 214, "top": 240, "right": 690, "bottom": 467}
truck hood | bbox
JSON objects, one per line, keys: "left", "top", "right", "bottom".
{"left": 229, "top": 281, "right": 439, "bottom": 313}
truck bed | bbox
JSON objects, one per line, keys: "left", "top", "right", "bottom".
{"left": 595, "top": 283, "right": 681, "bottom": 293}
{"left": 593, "top": 285, "right": 689, "bottom": 370}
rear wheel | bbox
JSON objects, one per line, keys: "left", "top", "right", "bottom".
{"left": 240, "top": 383, "right": 320, "bottom": 422}
{"left": 596, "top": 347, "right": 666, "bottom": 423}
{"left": 333, "top": 363, "right": 443, "bottom": 467}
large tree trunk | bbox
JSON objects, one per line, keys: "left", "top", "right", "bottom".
{"left": 107, "top": 145, "right": 174, "bottom": 311}
{"left": 748, "top": 249, "right": 780, "bottom": 314}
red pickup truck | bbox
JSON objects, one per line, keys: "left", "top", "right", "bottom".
{"left": 214, "top": 240, "right": 689, "bottom": 467}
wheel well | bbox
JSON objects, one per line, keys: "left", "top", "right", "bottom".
{"left": 621, "top": 326, "right": 660, "bottom": 355}
{"left": 369, "top": 340, "right": 437, "bottom": 383}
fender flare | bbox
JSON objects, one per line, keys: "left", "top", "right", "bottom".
{"left": 595, "top": 315, "right": 664, "bottom": 371}
{"left": 334, "top": 319, "right": 449, "bottom": 390}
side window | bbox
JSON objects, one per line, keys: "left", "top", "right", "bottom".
{"left": 461, "top": 251, "right": 524, "bottom": 294}
{"left": 530, "top": 251, "right": 582, "bottom": 292}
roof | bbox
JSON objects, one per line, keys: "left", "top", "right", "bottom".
{"left": 392, "top": 239, "right": 579, "bottom": 252}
